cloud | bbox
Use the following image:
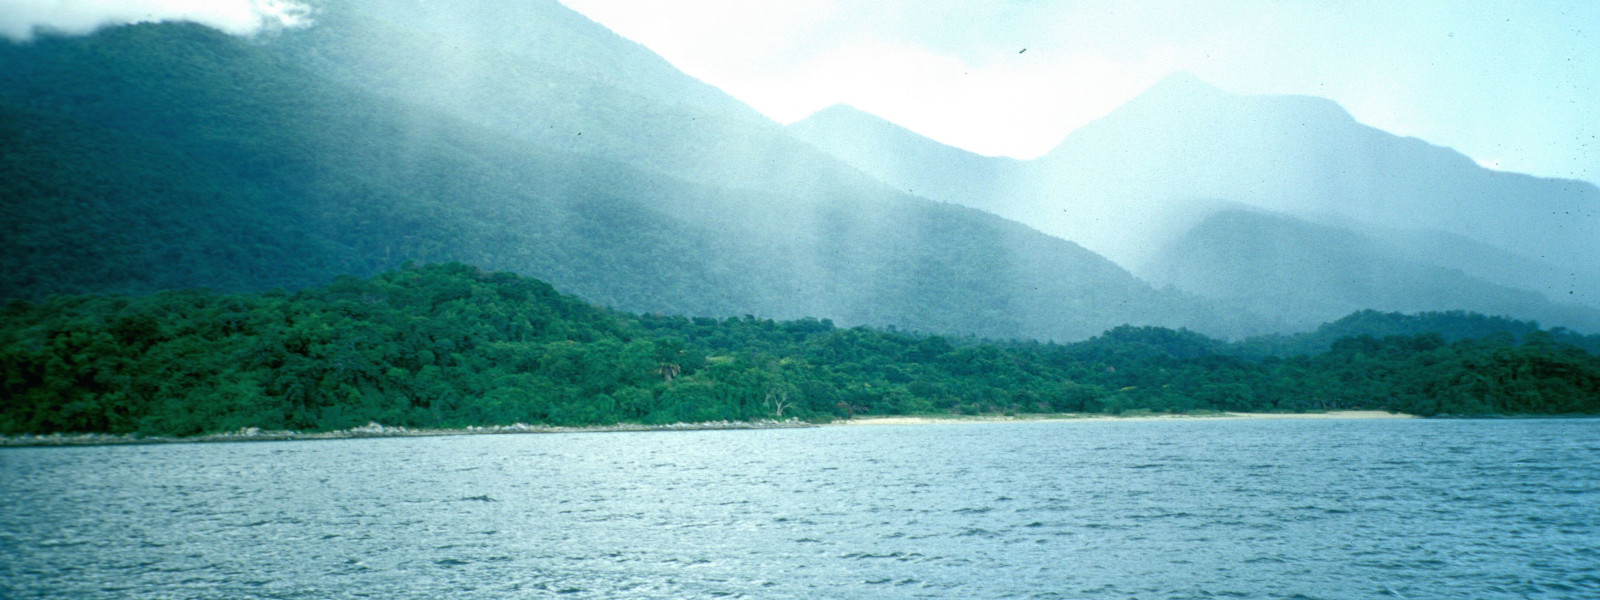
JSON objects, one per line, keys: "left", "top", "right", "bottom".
{"left": 0, "top": 0, "right": 312, "bottom": 42}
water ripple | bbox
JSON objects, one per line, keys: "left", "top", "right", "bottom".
{"left": 2, "top": 419, "right": 1598, "bottom": 599}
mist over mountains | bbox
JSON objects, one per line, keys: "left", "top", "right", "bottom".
{"left": 0, "top": 1, "right": 1257, "bottom": 342}
{"left": 3, "top": 0, "right": 1595, "bottom": 341}
{"left": 790, "top": 73, "right": 1600, "bottom": 332}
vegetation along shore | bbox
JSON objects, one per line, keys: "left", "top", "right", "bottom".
{"left": 3, "top": 264, "right": 1597, "bottom": 441}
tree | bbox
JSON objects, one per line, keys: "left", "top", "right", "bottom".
{"left": 764, "top": 386, "right": 796, "bottom": 418}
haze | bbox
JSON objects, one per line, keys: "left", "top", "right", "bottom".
{"left": 4, "top": 4, "right": 1600, "bottom": 597}
{"left": 557, "top": 0, "right": 1600, "bottom": 184}
{"left": 5, "top": 0, "right": 1594, "bottom": 182}
{"left": 3, "top": 0, "right": 1598, "bottom": 337}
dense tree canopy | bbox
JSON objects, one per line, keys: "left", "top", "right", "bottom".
{"left": 1229, "top": 309, "right": 1600, "bottom": 358}
{"left": 3, "top": 264, "right": 1596, "bottom": 437}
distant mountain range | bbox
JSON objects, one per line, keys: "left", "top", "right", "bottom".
{"left": 0, "top": 1, "right": 1260, "bottom": 342}
{"left": 790, "top": 73, "right": 1600, "bottom": 331}
{"left": 1144, "top": 209, "right": 1597, "bottom": 330}
{"left": 785, "top": 104, "right": 1027, "bottom": 212}
{"left": 3, "top": 0, "right": 1595, "bottom": 340}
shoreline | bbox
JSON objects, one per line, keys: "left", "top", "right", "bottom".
{"left": 833, "top": 410, "right": 1419, "bottom": 426}
{"left": 0, "top": 419, "right": 817, "bottom": 448}
{"left": 11, "top": 410, "right": 1580, "bottom": 447}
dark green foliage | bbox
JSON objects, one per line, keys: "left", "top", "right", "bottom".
{"left": 4, "top": 265, "right": 1597, "bottom": 437}
{"left": 1231, "top": 310, "right": 1600, "bottom": 358}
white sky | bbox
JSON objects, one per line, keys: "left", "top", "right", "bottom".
{"left": 557, "top": 0, "right": 1600, "bottom": 183}
{"left": 0, "top": 0, "right": 310, "bottom": 39}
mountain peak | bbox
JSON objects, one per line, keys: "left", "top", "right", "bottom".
{"left": 1117, "top": 71, "right": 1352, "bottom": 123}
{"left": 1140, "top": 71, "right": 1231, "bottom": 101}
{"left": 1042, "top": 71, "right": 1358, "bottom": 165}
{"left": 793, "top": 104, "right": 901, "bottom": 133}
{"left": 791, "top": 104, "right": 1017, "bottom": 163}
{"left": 788, "top": 104, "right": 955, "bottom": 156}
{"left": 806, "top": 103, "right": 872, "bottom": 119}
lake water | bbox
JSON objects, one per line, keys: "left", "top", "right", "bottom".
{"left": 3, "top": 419, "right": 1598, "bottom": 599}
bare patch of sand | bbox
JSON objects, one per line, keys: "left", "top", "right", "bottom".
{"left": 836, "top": 411, "right": 1415, "bottom": 426}
{"left": 1221, "top": 411, "right": 1415, "bottom": 420}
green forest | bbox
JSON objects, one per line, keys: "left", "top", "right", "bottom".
{"left": 3, "top": 263, "right": 1597, "bottom": 437}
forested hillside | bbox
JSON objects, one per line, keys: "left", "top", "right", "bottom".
{"left": 4, "top": 265, "right": 1596, "bottom": 437}
{"left": 1229, "top": 310, "right": 1600, "bottom": 359}
{"left": 0, "top": 21, "right": 1253, "bottom": 342}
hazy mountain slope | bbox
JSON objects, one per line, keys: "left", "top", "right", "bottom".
{"left": 295, "top": 0, "right": 766, "bottom": 125}
{"left": 1363, "top": 226, "right": 1600, "bottom": 304}
{"left": 281, "top": 0, "right": 889, "bottom": 200}
{"left": 0, "top": 22, "right": 1256, "bottom": 341}
{"left": 786, "top": 104, "right": 1025, "bottom": 212}
{"left": 1144, "top": 210, "right": 1600, "bottom": 332}
{"left": 0, "top": 23, "right": 750, "bottom": 309}
{"left": 788, "top": 74, "right": 1599, "bottom": 332}
{"left": 1032, "top": 74, "right": 1600, "bottom": 292}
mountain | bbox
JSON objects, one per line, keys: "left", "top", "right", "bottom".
{"left": 0, "top": 16, "right": 1257, "bottom": 342}
{"left": 282, "top": 0, "right": 887, "bottom": 199}
{"left": 789, "top": 73, "right": 1600, "bottom": 332}
{"left": 787, "top": 104, "right": 1025, "bottom": 212}
{"left": 1035, "top": 73, "right": 1599, "bottom": 276}
{"left": 297, "top": 0, "right": 767, "bottom": 123}
{"left": 1143, "top": 210, "right": 1600, "bottom": 331}
{"left": 1362, "top": 226, "right": 1600, "bottom": 307}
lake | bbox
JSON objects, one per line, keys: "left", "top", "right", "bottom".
{"left": 3, "top": 419, "right": 1597, "bottom": 599}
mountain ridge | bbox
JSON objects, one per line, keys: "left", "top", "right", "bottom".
{"left": 1145, "top": 209, "right": 1600, "bottom": 331}
{"left": 786, "top": 103, "right": 1023, "bottom": 211}
{"left": 788, "top": 72, "right": 1600, "bottom": 332}
{"left": 0, "top": 19, "right": 1262, "bottom": 342}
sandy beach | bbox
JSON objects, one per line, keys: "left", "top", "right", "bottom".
{"left": 836, "top": 411, "right": 1417, "bottom": 426}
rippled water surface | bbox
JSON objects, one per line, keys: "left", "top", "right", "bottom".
{"left": 4, "top": 419, "right": 1599, "bottom": 599}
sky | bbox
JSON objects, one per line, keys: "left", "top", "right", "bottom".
{"left": 556, "top": 0, "right": 1600, "bottom": 184}
{"left": 0, "top": 0, "right": 310, "bottom": 39}
{"left": 1, "top": 0, "right": 1594, "bottom": 183}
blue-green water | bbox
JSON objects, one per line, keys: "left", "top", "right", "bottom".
{"left": 3, "top": 419, "right": 1598, "bottom": 599}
